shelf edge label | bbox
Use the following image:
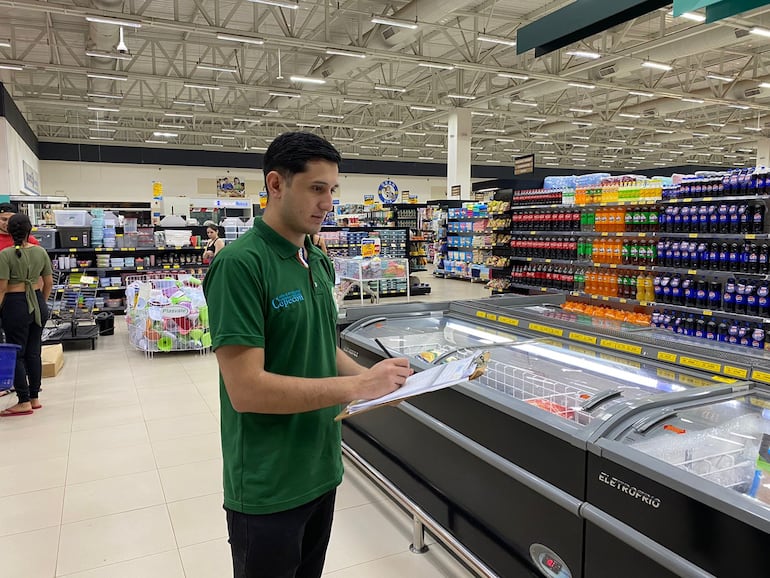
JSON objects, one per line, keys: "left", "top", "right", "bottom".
{"left": 599, "top": 339, "right": 642, "bottom": 355}
{"left": 657, "top": 351, "right": 677, "bottom": 363}
{"left": 679, "top": 356, "right": 721, "bottom": 373}
{"left": 569, "top": 331, "right": 597, "bottom": 345}
{"left": 528, "top": 323, "right": 564, "bottom": 337}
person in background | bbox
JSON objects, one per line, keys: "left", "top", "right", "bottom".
{"left": 0, "top": 214, "right": 53, "bottom": 417}
{"left": 311, "top": 232, "right": 328, "bottom": 255}
{"left": 202, "top": 224, "right": 225, "bottom": 264}
{"left": 0, "top": 203, "right": 39, "bottom": 251}
{"left": 204, "top": 131, "right": 411, "bottom": 578}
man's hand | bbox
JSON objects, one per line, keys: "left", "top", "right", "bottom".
{"left": 352, "top": 357, "right": 413, "bottom": 400}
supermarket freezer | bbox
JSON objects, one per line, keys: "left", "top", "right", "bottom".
{"left": 339, "top": 301, "right": 744, "bottom": 577}
{"left": 585, "top": 387, "right": 770, "bottom": 578}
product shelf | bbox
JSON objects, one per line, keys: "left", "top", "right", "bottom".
{"left": 661, "top": 194, "right": 765, "bottom": 204}
{"left": 48, "top": 246, "right": 204, "bottom": 254}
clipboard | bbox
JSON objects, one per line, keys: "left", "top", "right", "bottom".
{"left": 335, "top": 351, "right": 490, "bottom": 421}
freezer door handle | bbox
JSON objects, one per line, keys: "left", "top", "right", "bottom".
{"left": 580, "top": 388, "right": 622, "bottom": 412}
{"left": 359, "top": 316, "right": 388, "bottom": 328}
{"left": 633, "top": 410, "right": 678, "bottom": 434}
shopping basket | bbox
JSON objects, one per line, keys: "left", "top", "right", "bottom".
{"left": 0, "top": 343, "right": 21, "bottom": 391}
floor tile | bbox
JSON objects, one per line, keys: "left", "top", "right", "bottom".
{"left": 58, "top": 550, "right": 185, "bottom": 578}
{"left": 167, "top": 492, "right": 227, "bottom": 547}
{"left": 70, "top": 403, "right": 144, "bottom": 432}
{"left": 57, "top": 505, "right": 177, "bottom": 576}
{"left": 0, "top": 431, "right": 70, "bottom": 466}
{"left": 0, "top": 486, "right": 64, "bottom": 537}
{"left": 63, "top": 470, "right": 165, "bottom": 524}
{"left": 140, "top": 395, "right": 210, "bottom": 421}
{"left": 69, "top": 422, "right": 150, "bottom": 453}
{"left": 179, "top": 538, "right": 232, "bottom": 578}
{"left": 336, "top": 464, "right": 389, "bottom": 511}
{"left": 152, "top": 431, "right": 221, "bottom": 468}
{"left": 0, "top": 456, "right": 67, "bottom": 496}
{"left": 0, "top": 526, "right": 59, "bottom": 578}
{"left": 323, "top": 546, "right": 474, "bottom": 577}
{"left": 159, "top": 458, "right": 223, "bottom": 502}
{"left": 145, "top": 412, "right": 218, "bottom": 443}
{"left": 66, "top": 443, "right": 156, "bottom": 485}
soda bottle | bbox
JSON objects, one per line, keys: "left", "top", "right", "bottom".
{"left": 682, "top": 276, "right": 694, "bottom": 306}
{"left": 671, "top": 274, "right": 683, "bottom": 305}
{"left": 624, "top": 208, "right": 634, "bottom": 232}
{"left": 695, "top": 280, "right": 708, "bottom": 308}
{"left": 644, "top": 273, "right": 654, "bottom": 302}
{"left": 729, "top": 204, "right": 740, "bottom": 234}
{"left": 708, "top": 280, "right": 722, "bottom": 311}
{"left": 723, "top": 278, "right": 736, "bottom": 312}
{"left": 706, "top": 318, "right": 717, "bottom": 340}
{"left": 718, "top": 204, "right": 729, "bottom": 232}
{"left": 739, "top": 204, "right": 749, "bottom": 233}
{"left": 717, "top": 318, "right": 729, "bottom": 342}
{"left": 747, "top": 281, "right": 759, "bottom": 315}
{"left": 729, "top": 243, "right": 740, "bottom": 272}
{"left": 752, "top": 203, "right": 765, "bottom": 234}
{"left": 653, "top": 274, "right": 663, "bottom": 303}
{"left": 758, "top": 281, "right": 769, "bottom": 315}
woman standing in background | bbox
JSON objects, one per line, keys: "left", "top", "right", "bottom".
{"left": 202, "top": 224, "right": 226, "bottom": 264}
{"left": 0, "top": 214, "right": 53, "bottom": 417}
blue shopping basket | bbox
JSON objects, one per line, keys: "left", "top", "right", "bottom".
{"left": 0, "top": 344, "right": 21, "bottom": 391}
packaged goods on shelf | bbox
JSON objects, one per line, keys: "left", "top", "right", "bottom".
{"left": 560, "top": 301, "right": 650, "bottom": 327}
{"left": 54, "top": 210, "right": 91, "bottom": 227}
{"left": 487, "top": 200, "right": 510, "bottom": 213}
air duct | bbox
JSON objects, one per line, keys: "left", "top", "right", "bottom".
{"left": 78, "top": 0, "right": 126, "bottom": 95}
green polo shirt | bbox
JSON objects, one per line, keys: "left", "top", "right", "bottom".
{"left": 203, "top": 217, "right": 341, "bottom": 515}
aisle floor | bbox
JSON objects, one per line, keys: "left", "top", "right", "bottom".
{"left": 0, "top": 275, "right": 489, "bottom": 578}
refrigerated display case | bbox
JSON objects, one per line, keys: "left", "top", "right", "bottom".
{"left": 339, "top": 298, "right": 749, "bottom": 577}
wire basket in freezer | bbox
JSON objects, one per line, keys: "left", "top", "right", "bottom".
{"left": 124, "top": 273, "right": 210, "bottom": 354}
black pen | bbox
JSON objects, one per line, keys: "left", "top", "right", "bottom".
{"left": 374, "top": 338, "right": 393, "bottom": 359}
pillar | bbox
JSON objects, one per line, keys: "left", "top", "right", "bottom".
{"left": 447, "top": 109, "right": 472, "bottom": 199}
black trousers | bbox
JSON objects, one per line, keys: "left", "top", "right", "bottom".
{"left": 1, "top": 292, "right": 47, "bottom": 403}
{"left": 225, "top": 489, "right": 336, "bottom": 578}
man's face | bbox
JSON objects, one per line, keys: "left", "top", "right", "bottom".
{"left": 267, "top": 160, "right": 338, "bottom": 236}
{"left": 0, "top": 212, "right": 12, "bottom": 234}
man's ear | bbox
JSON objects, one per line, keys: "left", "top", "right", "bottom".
{"left": 265, "top": 171, "right": 283, "bottom": 199}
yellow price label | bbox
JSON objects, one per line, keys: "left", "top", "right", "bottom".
{"left": 752, "top": 370, "right": 770, "bottom": 384}
{"left": 476, "top": 311, "right": 487, "bottom": 319}
{"left": 599, "top": 339, "right": 642, "bottom": 355}
{"left": 638, "top": 266, "right": 647, "bottom": 271}
{"left": 163, "top": 265, "right": 170, "bottom": 270}
{"left": 602, "top": 296, "right": 610, "bottom": 301}
{"left": 657, "top": 368, "right": 676, "bottom": 380}
{"left": 609, "top": 264, "right": 617, "bottom": 269}
{"left": 619, "top": 298, "right": 627, "bottom": 303}
{"left": 128, "top": 248, "right": 136, "bottom": 252}
{"left": 703, "top": 197, "right": 713, "bottom": 202}
{"left": 639, "top": 233, "right": 646, "bottom": 237}
{"left": 712, "top": 375, "right": 737, "bottom": 384}
{"left": 688, "top": 270, "right": 697, "bottom": 275}
{"left": 545, "top": 259, "right": 552, "bottom": 263}
{"left": 486, "top": 313, "right": 498, "bottom": 321}
{"left": 529, "top": 323, "right": 564, "bottom": 337}
{"left": 497, "top": 315, "right": 519, "bottom": 327}
{"left": 680, "top": 356, "right": 721, "bottom": 373}
{"left": 639, "top": 301, "right": 648, "bottom": 306}
{"left": 688, "top": 233, "right": 698, "bottom": 238}
{"left": 657, "top": 351, "right": 677, "bottom": 363}
{"left": 591, "top": 294, "right": 599, "bottom": 299}
{"left": 601, "top": 232, "right": 608, "bottom": 237}
{"left": 678, "top": 374, "right": 713, "bottom": 388}
{"left": 702, "top": 310, "right": 713, "bottom": 316}
{"left": 137, "top": 266, "right": 144, "bottom": 270}
{"left": 746, "top": 234, "right": 756, "bottom": 240}
{"left": 750, "top": 398, "right": 770, "bottom": 410}
{"left": 569, "top": 332, "right": 597, "bottom": 345}
{"left": 683, "top": 198, "right": 693, "bottom": 203}
{"left": 69, "top": 248, "right": 77, "bottom": 253}
{"left": 723, "top": 365, "right": 748, "bottom": 379}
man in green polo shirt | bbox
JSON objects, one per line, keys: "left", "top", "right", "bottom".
{"left": 204, "top": 131, "right": 412, "bottom": 578}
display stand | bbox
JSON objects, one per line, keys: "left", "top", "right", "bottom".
{"left": 43, "top": 272, "right": 99, "bottom": 350}
{"left": 334, "top": 257, "right": 410, "bottom": 306}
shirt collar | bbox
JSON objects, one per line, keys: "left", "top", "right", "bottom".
{"left": 254, "top": 217, "right": 317, "bottom": 260}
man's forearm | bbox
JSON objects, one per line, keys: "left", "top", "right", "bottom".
{"left": 336, "top": 347, "right": 366, "bottom": 377}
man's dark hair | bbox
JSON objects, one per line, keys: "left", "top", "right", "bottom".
{"left": 0, "top": 202, "right": 16, "bottom": 214}
{"left": 263, "top": 132, "right": 341, "bottom": 186}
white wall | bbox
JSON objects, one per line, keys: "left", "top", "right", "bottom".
{"left": 40, "top": 160, "right": 453, "bottom": 205}
{"left": 0, "top": 117, "right": 40, "bottom": 197}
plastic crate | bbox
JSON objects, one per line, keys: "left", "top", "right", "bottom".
{"left": 54, "top": 210, "right": 91, "bottom": 227}
{"left": 33, "top": 228, "right": 57, "bottom": 250}
{"left": 0, "top": 344, "right": 21, "bottom": 391}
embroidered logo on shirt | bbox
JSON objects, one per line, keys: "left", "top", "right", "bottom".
{"left": 271, "top": 289, "right": 305, "bottom": 310}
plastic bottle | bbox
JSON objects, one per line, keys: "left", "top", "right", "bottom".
{"left": 644, "top": 273, "right": 654, "bottom": 302}
{"left": 723, "top": 278, "right": 736, "bottom": 313}
{"left": 752, "top": 203, "right": 766, "bottom": 234}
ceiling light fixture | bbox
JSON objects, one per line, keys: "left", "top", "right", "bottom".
{"left": 497, "top": 73, "right": 529, "bottom": 80}
{"left": 750, "top": 27, "right": 770, "bottom": 37}
{"left": 250, "top": 146, "right": 267, "bottom": 151}
{"left": 503, "top": 148, "right": 520, "bottom": 152}
{"left": 572, "top": 135, "right": 590, "bottom": 140}
{"left": 418, "top": 156, "right": 434, "bottom": 160}
{"left": 325, "top": 48, "right": 365, "bottom": 58}
{"left": 565, "top": 50, "right": 601, "bottom": 59}
{"left": 202, "top": 143, "right": 225, "bottom": 148}
{"left": 87, "top": 105, "right": 119, "bottom": 112}
{"left": 418, "top": 62, "right": 454, "bottom": 70}
{"left": 447, "top": 93, "right": 476, "bottom": 100}
{"left": 425, "top": 143, "right": 443, "bottom": 147}
{"left": 403, "top": 148, "right": 420, "bottom": 152}
{"left": 217, "top": 33, "right": 264, "bottom": 45}
{"left": 144, "top": 140, "right": 167, "bottom": 144}
{"left": 641, "top": 61, "right": 673, "bottom": 71}
{"left": 486, "top": 159, "right": 501, "bottom": 163}
{"left": 85, "top": 15, "right": 142, "bottom": 28}
{"left": 332, "top": 137, "right": 354, "bottom": 142}
{"left": 85, "top": 50, "right": 132, "bottom": 61}
{"left": 87, "top": 92, "right": 123, "bottom": 99}
{"left": 374, "top": 85, "right": 406, "bottom": 93}
{"left": 360, "top": 145, "right": 379, "bottom": 149}
{"left": 725, "top": 135, "right": 743, "bottom": 140}
{"left": 89, "top": 127, "right": 116, "bottom": 133}
{"left": 164, "top": 112, "right": 194, "bottom": 118}
{"left": 88, "top": 119, "right": 118, "bottom": 124}
{"left": 248, "top": 0, "right": 299, "bottom": 8}
{"left": 0, "top": 40, "right": 10, "bottom": 48}
{"left": 382, "top": 154, "right": 399, "bottom": 158}
{"left": 158, "top": 123, "right": 184, "bottom": 129}
{"left": 670, "top": 11, "right": 706, "bottom": 22}
{"left": 655, "top": 129, "right": 675, "bottom": 133}
{"left": 471, "top": 111, "right": 495, "bottom": 117}
{"left": 628, "top": 90, "right": 655, "bottom": 97}
{"left": 87, "top": 72, "right": 127, "bottom": 81}
{"left": 572, "top": 144, "right": 589, "bottom": 148}
{"left": 617, "top": 126, "right": 635, "bottom": 130}
{"left": 378, "top": 119, "right": 403, "bottom": 125}
{"left": 153, "top": 131, "right": 178, "bottom": 138}
{"left": 381, "top": 140, "right": 401, "bottom": 145}
{"left": 681, "top": 97, "right": 704, "bottom": 103}
{"left": 530, "top": 132, "right": 549, "bottom": 136}
{"left": 568, "top": 82, "right": 595, "bottom": 89}
{"left": 644, "top": 142, "right": 662, "bottom": 146}
{"left": 249, "top": 107, "right": 279, "bottom": 113}
{"left": 343, "top": 99, "right": 373, "bottom": 105}
{"left": 269, "top": 91, "right": 300, "bottom": 98}
{"left": 511, "top": 100, "right": 538, "bottom": 107}
{"left": 89, "top": 136, "right": 115, "bottom": 141}
{"left": 433, "top": 123, "right": 448, "bottom": 129}
{"left": 353, "top": 127, "right": 376, "bottom": 132}
{"left": 569, "top": 108, "right": 593, "bottom": 113}
{"left": 618, "top": 113, "right": 641, "bottom": 118}
{"left": 705, "top": 122, "right": 725, "bottom": 127}
{"left": 296, "top": 122, "right": 321, "bottom": 128}
{"left": 665, "top": 118, "right": 686, "bottom": 123}
{"left": 184, "top": 83, "right": 220, "bottom": 90}
{"left": 371, "top": 16, "right": 418, "bottom": 29}
{"left": 410, "top": 105, "right": 437, "bottom": 112}
{"left": 222, "top": 128, "right": 247, "bottom": 133}
{"left": 707, "top": 73, "right": 734, "bottom": 82}
{"left": 728, "top": 104, "right": 751, "bottom": 110}
{"left": 484, "top": 128, "right": 506, "bottom": 133}
{"left": 523, "top": 116, "right": 547, "bottom": 122}
{"left": 405, "top": 131, "right": 427, "bottom": 136}
{"left": 318, "top": 113, "right": 344, "bottom": 119}
{"left": 211, "top": 135, "right": 236, "bottom": 140}
{"left": 173, "top": 100, "right": 206, "bottom": 107}
{"left": 290, "top": 75, "right": 326, "bottom": 84}
{"left": 196, "top": 63, "right": 238, "bottom": 73}
{"left": 496, "top": 138, "right": 516, "bottom": 143}
{"left": 744, "top": 126, "right": 763, "bottom": 132}
{"left": 608, "top": 139, "right": 626, "bottom": 143}
{"left": 477, "top": 34, "right": 516, "bottom": 47}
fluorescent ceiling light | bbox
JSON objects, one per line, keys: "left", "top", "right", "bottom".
{"left": 750, "top": 27, "right": 770, "bottom": 37}
{"left": 725, "top": 135, "right": 743, "bottom": 140}
{"left": 232, "top": 118, "right": 259, "bottom": 123}
{"left": 546, "top": 163, "right": 559, "bottom": 166}
{"left": 382, "top": 154, "right": 399, "bottom": 158}
{"left": 173, "top": 100, "right": 206, "bottom": 106}
{"left": 608, "top": 139, "right": 626, "bottom": 143}
{"left": 497, "top": 73, "right": 529, "bottom": 80}
{"left": 535, "top": 141, "right": 552, "bottom": 145}
{"left": 269, "top": 91, "right": 300, "bottom": 98}
{"left": 705, "top": 122, "right": 724, "bottom": 127}
{"left": 296, "top": 122, "right": 321, "bottom": 128}
{"left": 425, "top": 143, "right": 443, "bottom": 148}
{"left": 318, "top": 113, "right": 344, "bottom": 119}
{"left": 418, "top": 156, "right": 434, "bottom": 160}
{"left": 573, "top": 152, "right": 587, "bottom": 156}
{"left": 89, "top": 136, "right": 114, "bottom": 141}
{"left": 222, "top": 128, "right": 246, "bottom": 133}
{"left": 211, "top": 135, "right": 236, "bottom": 140}
{"left": 572, "top": 135, "right": 590, "bottom": 140}
{"left": 470, "top": 146, "right": 484, "bottom": 150}
{"left": 371, "top": 16, "right": 418, "bottom": 29}
{"left": 447, "top": 93, "right": 476, "bottom": 100}
{"left": 250, "top": 107, "right": 279, "bottom": 113}
{"left": 410, "top": 105, "right": 437, "bottom": 112}
{"left": 87, "top": 72, "right": 127, "bottom": 81}
{"left": 530, "top": 131, "right": 549, "bottom": 136}
{"left": 87, "top": 92, "right": 122, "bottom": 99}
{"left": 476, "top": 152, "right": 493, "bottom": 156}
{"left": 433, "top": 123, "right": 448, "bottom": 128}
{"left": 381, "top": 140, "right": 401, "bottom": 145}
{"left": 378, "top": 119, "right": 403, "bottom": 125}
{"left": 709, "top": 146, "right": 725, "bottom": 150}
{"left": 617, "top": 125, "right": 635, "bottom": 130}
{"left": 153, "top": 131, "right": 178, "bottom": 138}
{"left": 0, "top": 40, "right": 10, "bottom": 48}
{"left": 184, "top": 83, "right": 220, "bottom": 90}
{"left": 569, "top": 108, "right": 593, "bottom": 113}
{"left": 345, "top": 152, "right": 360, "bottom": 156}
{"left": 618, "top": 113, "right": 641, "bottom": 118}
{"left": 724, "top": 154, "right": 738, "bottom": 158}
{"left": 158, "top": 123, "right": 184, "bottom": 129}
{"left": 197, "top": 63, "right": 237, "bottom": 73}
{"left": 248, "top": 0, "right": 299, "bottom": 8}
{"left": 250, "top": 146, "right": 267, "bottom": 151}
{"left": 403, "top": 148, "right": 420, "bottom": 152}
{"left": 418, "top": 62, "right": 454, "bottom": 70}
{"left": 503, "top": 148, "right": 520, "bottom": 152}
{"left": 642, "top": 61, "right": 673, "bottom": 71}
{"left": 144, "top": 140, "right": 167, "bottom": 144}
{"left": 85, "top": 15, "right": 142, "bottom": 28}
{"left": 484, "top": 128, "right": 506, "bottom": 133}
{"left": 728, "top": 104, "right": 750, "bottom": 110}
{"left": 360, "top": 145, "right": 379, "bottom": 149}
{"left": 665, "top": 118, "right": 686, "bottom": 123}
{"left": 572, "top": 143, "right": 589, "bottom": 148}
{"left": 333, "top": 137, "right": 354, "bottom": 142}
{"left": 644, "top": 142, "right": 662, "bottom": 146}
{"left": 679, "top": 144, "right": 695, "bottom": 148}
{"left": 486, "top": 159, "right": 501, "bottom": 163}
{"left": 511, "top": 100, "right": 538, "bottom": 107}
{"left": 325, "top": 48, "right": 365, "bottom": 58}
{"left": 655, "top": 129, "right": 674, "bottom": 134}
{"left": 681, "top": 97, "right": 704, "bottom": 103}
{"left": 89, "top": 127, "right": 116, "bottom": 133}
{"left": 542, "top": 156, "right": 558, "bottom": 160}
{"left": 374, "top": 85, "right": 406, "bottom": 93}
{"left": 628, "top": 90, "right": 655, "bottom": 97}
{"left": 202, "top": 143, "right": 225, "bottom": 148}
{"left": 217, "top": 33, "right": 264, "bottom": 45}
{"left": 85, "top": 50, "right": 132, "bottom": 61}
{"left": 523, "top": 116, "right": 547, "bottom": 122}
{"left": 568, "top": 82, "right": 595, "bottom": 89}
{"left": 566, "top": 50, "right": 601, "bottom": 59}
{"left": 471, "top": 111, "right": 494, "bottom": 117}
{"left": 353, "top": 127, "right": 376, "bottom": 132}
{"left": 290, "top": 75, "right": 325, "bottom": 85}
{"left": 0, "top": 63, "right": 22, "bottom": 71}
{"left": 744, "top": 126, "right": 763, "bottom": 131}
{"left": 87, "top": 105, "right": 119, "bottom": 112}
{"left": 343, "top": 99, "right": 372, "bottom": 105}
{"left": 760, "top": 83, "right": 770, "bottom": 89}
{"left": 696, "top": 152, "right": 711, "bottom": 156}
{"left": 670, "top": 11, "right": 706, "bottom": 22}
{"left": 477, "top": 34, "right": 516, "bottom": 47}
{"left": 631, "top": 156, "right": 646, "bottom": 160}
{"left": 164, "top": 112, "right": 194, "bottom": 118}
{"left": 88, "top": 119, "right": 118, "bottom": 124}
{"left": 496, "top": 138, "right": 516, "bottom": 143}
{"left": 707, "top": 73, "right": 733, "bottom": 82}
{"left": 405, "top": 131, "right": 426, "bottom": 136}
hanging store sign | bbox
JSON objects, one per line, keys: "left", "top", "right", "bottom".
{"left": 514, "top": 154, "right": 535, "bottom": 175}
{"left": 363, "top": 194, "right": 375, "bottom": 206}
{"left": 378, "top": 179, "right": 399, "bottom": 204}
{"left": 22, "top": 160, "right": 40, "bottom": 195}
{"left": 704, "top": 0, "right": 768, "bottom": 22}
{"left": 408, "top": 194, "right": 419, "bottom": 204}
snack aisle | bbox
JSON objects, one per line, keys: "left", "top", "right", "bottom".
{"left": 337, "top": 294, "right": 769, "bottom": 578}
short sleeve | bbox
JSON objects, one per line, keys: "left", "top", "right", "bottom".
{"left": 203, "top": 251, "right": 266, "bottom": 350}
{"left": 38, "top": 248, "right": 52, "bottom": 276}
{"left": 0, "top": 252, "right": 9, "bottom": 281}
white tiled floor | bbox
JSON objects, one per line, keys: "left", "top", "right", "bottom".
{"left": 0, "top": 274, "right": 487, "bottom": 577}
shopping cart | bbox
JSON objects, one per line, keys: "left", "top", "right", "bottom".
{"left": 0, "top": 343, "right": 22, "bottom": 398}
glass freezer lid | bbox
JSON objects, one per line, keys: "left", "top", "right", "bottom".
{"left": 645, "top": 327, "right": 770, "bottom": 363}
{"left": 616, "top": 391, "right": 770, "bottom": 512}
